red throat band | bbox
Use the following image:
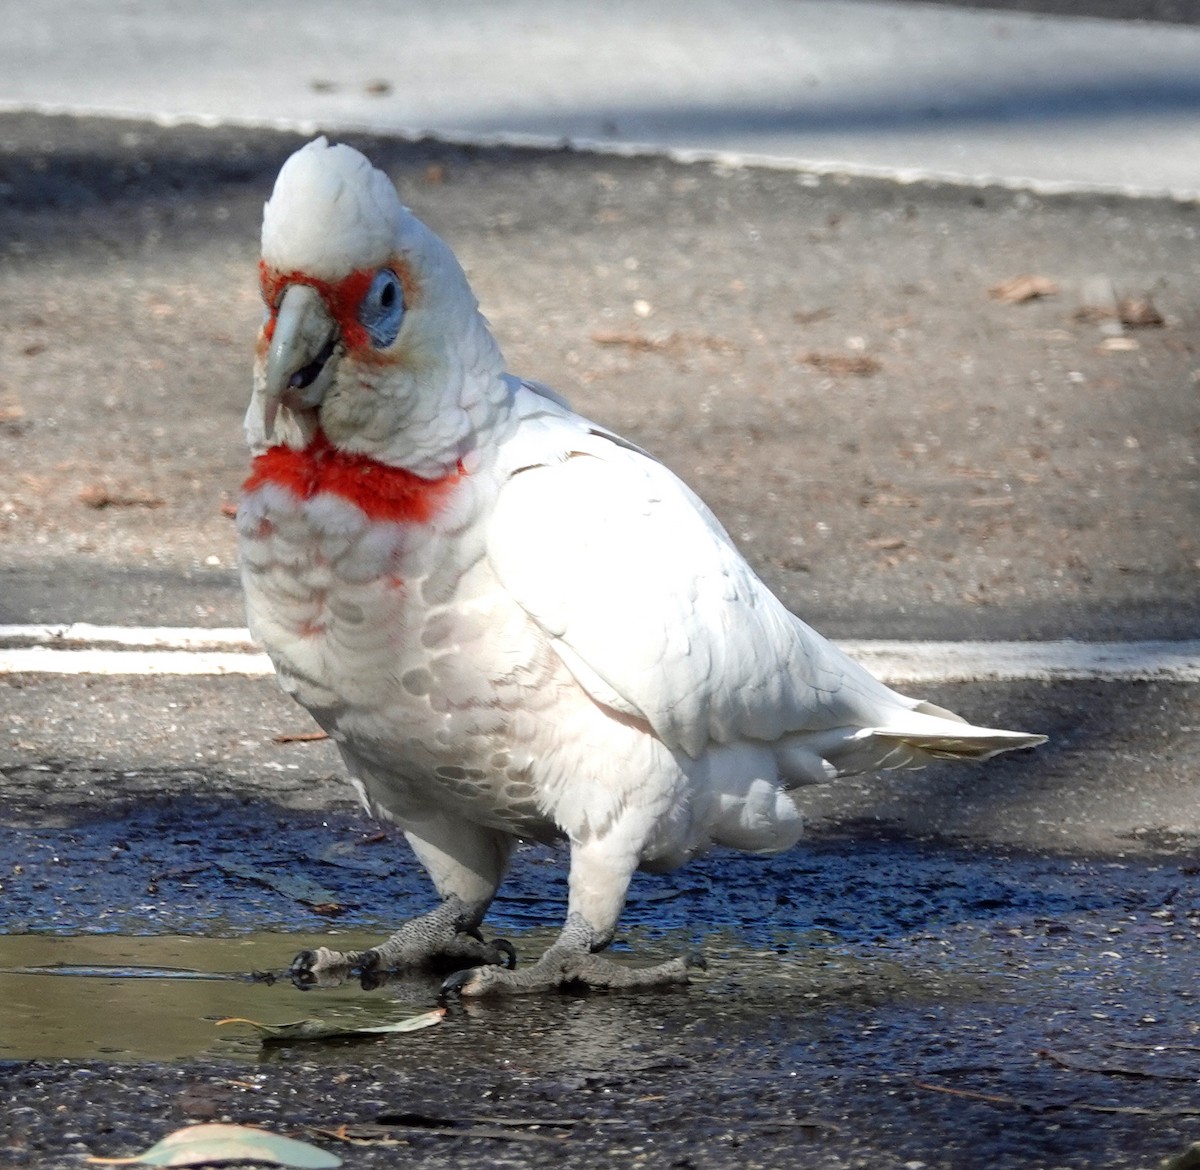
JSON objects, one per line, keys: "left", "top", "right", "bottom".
{"left": 243, "top": 431, "right": 462, "bottom": 524}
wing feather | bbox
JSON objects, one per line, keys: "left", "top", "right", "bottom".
{"left": 488, "top": 408, "right": 913, "bottom": 758}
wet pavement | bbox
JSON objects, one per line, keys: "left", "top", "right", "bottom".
{"left": 2, "top": 795, "right": 1200, "bottom": 1167}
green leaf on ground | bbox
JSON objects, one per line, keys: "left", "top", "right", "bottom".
{"left": 88, "top": 1122, "right": 342, "bottom": 1167}
{"left": 217, "top": 1006, "right": 445, "bottom": 1042}
{"left": 1162, "top": 1141, "right": 1200, "bottom": 1170}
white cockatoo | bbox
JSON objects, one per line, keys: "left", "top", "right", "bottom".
{"left": 238, "top": 139, "right": 1044, "bottom": 996}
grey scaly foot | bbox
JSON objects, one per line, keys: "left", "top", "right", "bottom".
{"left": 290, "top": 895, "right": 516, "bottom": 989}
{"left": 440, "top": 914, "right": 704, "bottom": 998}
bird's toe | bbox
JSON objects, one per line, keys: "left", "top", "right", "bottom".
{"left": 289, "top": 945, "right": 356, "bottom": 990}
{"left": 439, "top": 965, "right": 485, "bottom": 1000}
{"left": 357, "top": 948, "right": 386, "bottom": 991}
{"left": 288, "top": 948, "right": 320, "bottom": 988}
{"left": 290, "top": 948, "right": 317, "bottom": 975}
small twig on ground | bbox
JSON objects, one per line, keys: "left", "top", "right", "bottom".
{"left": 913, "top": 1083, "right": 1030, "bottom": 1109}
{"left": 915, "top": 1081, "right": 1200, "bottom": 1117}
{"left": 1037, "top": 1049, "right": 1198, "bottom": 1081}
{"left": 801, "top": 351, "right": 881, "bottom": 377}
{"left": 272, "top": 730, "right": 330, "bottom": 744}
{"left": 313, "top": 1121, "right": 567, "bottom": 1146}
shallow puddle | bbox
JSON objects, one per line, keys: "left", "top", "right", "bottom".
{"left": 0, "top": 927, "right": 982, "bottom": 1063}
{"left": 3, "top": 800, "right": 1198, "bottom": 1076}
{"left": 0, "top": 931, "right": 438, "bottom": 1061}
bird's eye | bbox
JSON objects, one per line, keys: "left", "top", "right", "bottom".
{"left": 358, "top": 268, "right": 405, "bottom": 348}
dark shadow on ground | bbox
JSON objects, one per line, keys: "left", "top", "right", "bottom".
{"left": 871, "top": 0, "right": 1200, "bottom": 23}
{"left": 487, "top": 75, "right": 1200, "bottom": 143}
{"left": 0, "top": 791, "right": 1194, "bottom": 946}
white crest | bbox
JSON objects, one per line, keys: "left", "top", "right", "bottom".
{"left": 261, "top": 137, "right": 403, "bottom": 277}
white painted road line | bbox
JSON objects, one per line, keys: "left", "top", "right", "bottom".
{"left": 841, "top": 641, "right": 1200, "bottom": 685}
{"left": 3, "top": 627, "right": 1200, "bottom": 683}
{"left": 0, "top": 648, "right": 274, "bottom": 676}
{"left": 0, "top": 624, "right": 259, "bottom": 650}
{"left": 0, "top": 625, "right": 270, "bottom": 676}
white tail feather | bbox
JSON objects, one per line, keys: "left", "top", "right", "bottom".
{"left": 777, "top": 710, "right": 1045, "bottom": 786}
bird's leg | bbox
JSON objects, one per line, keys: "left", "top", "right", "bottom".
{"left": 441, "top": 835, "right": 701, "bottom": 997}
{"left": 291, "top": 817, "right": 516, "bottom": 987}
{"left": 290, "top": 893, "right": 516, "bottom": 986}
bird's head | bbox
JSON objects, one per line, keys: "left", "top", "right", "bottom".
{"left": 249, "top": 138, "right": 507, "bottom": 476}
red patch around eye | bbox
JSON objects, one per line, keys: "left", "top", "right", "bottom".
{"left": 259, "top": 261, "right": 382, "bottom": 351}
{"left": 243, "top": 431, "right": 463, "bottom": 524}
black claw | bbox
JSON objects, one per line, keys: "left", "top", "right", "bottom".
{"left": 493, "top": 938, "right": 518, "bottom": 970}
{"left": 289, "top": 949, "right": 318, "bottom": 989}
{"left": 290, "top": 949, "right": 316, "bottom": 974}
{"left": 357, "top": 949, "right": 385, "bottom": 991}
{"left": 439, "top": 966, "right": 478, "bottom": 1001}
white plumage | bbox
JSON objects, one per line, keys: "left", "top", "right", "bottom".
{"left": 238, "top": 139, "right": 1044, "bottom": 995}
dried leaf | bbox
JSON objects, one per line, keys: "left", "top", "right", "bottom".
{"left": 988, "top": 275, "right": 1060, "bottom": 303}
{"left": 79, "top": 484, "right": 166, "bottom": 509}
{"left": 1073, "top": 303, "right": 1116, "bottom": 323}
{"left": 88, "top": 1123, "right": 341, "bottom": 1167}
{"left": 591, "top": 329, "right": 667, "bottom": 353}
{"left": 218, "top": 1007, "right": 445, "bottom": 1043}
{"left": 590, "top": 330, "right": 739, "bottom": 358}
{"left": 1118, "top": 297, "right": 1164, "bottom": 328}
{"left": 310, "top": 1125, "right": 403, "bottom": 1149}
{"left": 801, "top": 351, "right": 881, "bottom": 377}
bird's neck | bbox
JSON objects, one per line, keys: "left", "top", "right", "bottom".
{"left": 355, "top": 357, "right": 517, "bottom": 479}
{"left": 243, "top": 429, "right": 464, "bottom": 524}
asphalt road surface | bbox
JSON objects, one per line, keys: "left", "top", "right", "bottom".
{"left": 2, "top": 112, "right": 1200, "bottom": 1169}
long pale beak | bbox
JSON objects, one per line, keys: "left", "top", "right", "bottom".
{"left": 262, "top": 283, "right": 339, "bottom": 439}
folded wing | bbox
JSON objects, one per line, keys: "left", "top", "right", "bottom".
{"left": 488, "top": 390, "right": 1044, "bottom": 774}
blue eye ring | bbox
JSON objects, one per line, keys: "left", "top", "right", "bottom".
{"left": 358, "top": 268, "right": 405, "bottom": 348}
